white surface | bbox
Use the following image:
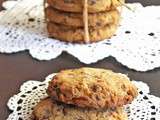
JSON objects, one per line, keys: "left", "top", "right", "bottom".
{"left": 0, "top": 0, "right": 160, "bottom": 72}
{"left": 7, "top": 73, "right": 160, "bottom": 120}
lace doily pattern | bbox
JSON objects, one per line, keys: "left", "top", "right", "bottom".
{"left": 0, "top": 0, "right": 160, "bottom": 71}
{"left": 7, "top": 73, "right": 160, "bottom": 120}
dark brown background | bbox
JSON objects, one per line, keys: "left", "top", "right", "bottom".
{"left": 0, "top": 0, "right": 160, "bottom": 120}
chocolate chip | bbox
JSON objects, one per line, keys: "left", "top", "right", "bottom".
{"left": 96, "top": 22, "right": 101, "bottom": 26}
{"left": 91, "top": 85, "right": 100, "bottom": 92}
{"left": 64, "top": 0, "right": 74, "bottom": 3}
{"left": 89, "top": 0, "right": 96, "bottom": 5}
{"left": 62, "top": 108, "right": 68, "bottom": 115}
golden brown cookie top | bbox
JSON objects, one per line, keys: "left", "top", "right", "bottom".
{"left": 47, "top": 67, "right": 138, "bottom": 109}
{"left": 46, "top": 0, "right": 125, "bottom": 13}
{"left": 32, "top": 98, "right": 128, "bottom": 120}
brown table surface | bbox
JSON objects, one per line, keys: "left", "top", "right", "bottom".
{"left": 0, "top": 0, "right": 160, "bottom": 120}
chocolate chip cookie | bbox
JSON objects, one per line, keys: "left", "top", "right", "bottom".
{"left": 47, "top": 67, "right": 138, "bottom": 109}
{"left": 32, "top": 98, "right": 128, "bottom": 120}
{"left": 46, "top": 0, "right": 125, "bottom": 13}
{"left": 47, "top": 22, "right": 118, "bottom": 43}
{"left": 45, "top": 7, "right": 120, "bottom": 27}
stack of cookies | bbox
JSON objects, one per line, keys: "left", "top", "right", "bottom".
{"left": 45, "top": 0, "right": 125, "bottom": 43}
{"left": 32, "top": 67, "right": 138, "bottom": 120}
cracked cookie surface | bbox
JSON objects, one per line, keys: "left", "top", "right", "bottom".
{"left": 47, "top": 67, "right": 138, "bottom": 109}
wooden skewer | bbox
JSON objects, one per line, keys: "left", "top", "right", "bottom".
{"left": 117, "top": 0, "right": 135, "bottom": 12}
{"left": 83, "top": 0, "right": 90, "bottom": 43}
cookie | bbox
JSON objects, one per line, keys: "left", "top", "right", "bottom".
{"left": 47, "top": 67, "right": 138, "bottom": 109}
{"left": 46, "top": 0, "right": 125, "bottom": 13}
{"left": 32, "top": 98, "right": 128, "bottom": 120}
{"left": 47, "top": 22, "right": 118, "bottom": 43}
{"left": 45, "top": 7, "right": 120, "bottom": 27}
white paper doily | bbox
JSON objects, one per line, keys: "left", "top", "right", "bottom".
{"left": 7, "top": 73, "right": 160, "bottom": 120}
{"left": 1, "top": 0, "right": 160, "bottom": 72}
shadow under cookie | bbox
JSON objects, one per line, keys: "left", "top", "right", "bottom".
{"left": 47, "top": 22, "right": 119, "bottom": 43}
